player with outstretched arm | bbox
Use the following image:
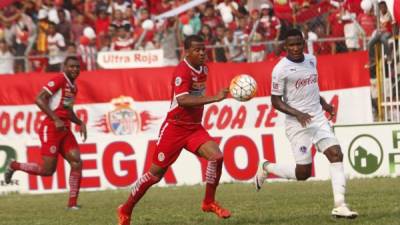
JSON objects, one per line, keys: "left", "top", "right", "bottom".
{"left": 117, "top": 35, "right": 231, "bottom": 225}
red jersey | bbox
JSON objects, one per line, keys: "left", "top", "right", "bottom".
{"left": 42, "top": 73, "right": 77, "bottom": 123}
{"left": 357, "top": 13, "right": 376, "bottom": 37}
{"left": 166, "top": 59, "right": 208, "bottom": 125}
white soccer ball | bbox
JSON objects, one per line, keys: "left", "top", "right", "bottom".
{"left": 229, "top": 74, "right": 257, "bottom": 102}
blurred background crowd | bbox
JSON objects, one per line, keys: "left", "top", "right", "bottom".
{"left": 0, "top": 0, "right": 398, "bottom": 74}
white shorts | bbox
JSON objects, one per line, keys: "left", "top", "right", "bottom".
{"left": 285, "top": 119, "right": 340, "bottom": 165}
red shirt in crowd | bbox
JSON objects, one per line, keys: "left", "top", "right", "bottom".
{"left": 357, "top": 13, "right": 376, "bottom": 36}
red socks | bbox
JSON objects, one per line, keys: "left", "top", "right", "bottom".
{"left": 121, "top": 172, "right": 161, "bottom": 214}
{"left": 11, "top": 161, "right": 44, "bottom": 175}
{"left": 204, "top": 158, "right": 223, "bottom": 204}
{"left": 68, "top": 170, "right": 82, "bottom": 207}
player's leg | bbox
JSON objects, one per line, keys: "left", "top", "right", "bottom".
{"left": 118, "top": 164, "right": 165, "bottom": 225}
{"left": 61, "top": 131, "right": 83, "bottom": 209}
{"left": 319, "top": 140, "right": 358, "bottom": 218}
{"left": 5, "top": 156, "right": 57, "bottom": 184}
{"left": 196, "top": 140, "right": 231, "bottom": 218}
{"left": 5, "top": 123, "right": 61, "bottom": 183}
{"left": 185, "top": 125, "right": 230, "bottom": 219}
{"left": 118, "top": 122, "right": 182, "bottom": 225}
{"left": 255, "top": 130, "right": 312, "bottom": 190}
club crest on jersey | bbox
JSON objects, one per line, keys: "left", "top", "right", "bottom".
{"left": 95, "top": 96, "right": 160, "bottom": 135}
{"left": 175, "top": 77, "right": 182, "bottom": 86}
{"left": 158, "top": 152, "right": 165, "bottom": 162}
{"left": 48, "top": 81, "right": 55, "bottom": 87}
{"left": 309, "top": 60, "right": 315, "bottom": 67}
{"left": 299, "top": 146, "right": 307, "bottom": 154}
{"left": 50, "top": 145, "right": 57, "bottom": 154}
{"left": 203, "top": 66, "right": 208, "bottom": 74}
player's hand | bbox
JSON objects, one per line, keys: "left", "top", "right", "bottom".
{"left": 54, "top": 119, "right": 66, "bottom": 131}
{"left": 296, "top": 112, "right": 313, "bottom": 127}
{"left": 215, "top": 88, "right": 229, "bottom": 102}
{"left": 79, "top": 122, "right": 87, "bottom": 142}
{"left": 323, "top": 104, "right": 336, "bottom": 121}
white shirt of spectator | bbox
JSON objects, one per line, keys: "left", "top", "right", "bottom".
{"left": 271, "top": 54, "right": 323, "bottom": 122}
{"left": 47, "top": 32, "right": 66, "bottom": 65}
{"left": 217, "top": 2, "right": 238, "bottom": 16}
{"left": 0, "top": 51, "right": 14, "bottom": 74}
{"left": 108, "top": 2, "right": 131, "bottom": 14}
{"left": 48, "top": 8, "right": 71, "bottom": 24}
{"left": 223, "top": 36, "right": 245, "bottom": 62}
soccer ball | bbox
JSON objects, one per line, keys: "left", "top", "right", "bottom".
{"left": 229, "top": 74, "right": 257, "bottom": 102}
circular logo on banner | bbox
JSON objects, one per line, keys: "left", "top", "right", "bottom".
{"left": 348, "top": 134, "right": 383, "bottom": 175}
{"left": 175, "top": 77, "right": 182, "bottom": 86}
{"left": 50, "top": 145, "right": 57, "bottom": 154}
{"left": 48, "top": 81, "right": 55, "bottom": 87}
{"left": 158, "top": 152, "right": 165, "bottom": 162}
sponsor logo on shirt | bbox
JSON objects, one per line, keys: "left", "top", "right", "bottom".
{"left": 295, "top": 74, "right": 317, "bottom": 89}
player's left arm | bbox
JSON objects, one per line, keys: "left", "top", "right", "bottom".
{"left": 320, "top": 96, "right": 335, "bottom": 121}
{"left": 68, "top": 108, "right": 87, "bottom": 142}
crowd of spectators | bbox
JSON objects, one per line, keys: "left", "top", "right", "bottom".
{"left": 0, "top": 0, "right": 398, "bottom": 74}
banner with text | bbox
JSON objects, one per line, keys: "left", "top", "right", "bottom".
{"left": 97, "top": 49, "right": 164, "bottom": 69}
{"left": 0, "top": 52, "right": 376, "bottom": 193}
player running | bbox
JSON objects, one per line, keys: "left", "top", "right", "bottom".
{"left": 255, "top": 29, "right": 358, "bottom": 219}
{"left": 4, "top": 56, "right": 86, "bottom": 209}
{"left": 117, "top": 35, "right": 231, "bottom": 225}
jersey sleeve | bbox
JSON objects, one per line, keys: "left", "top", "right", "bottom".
{"left": 173, "top": 68, "right": 191, "bottom": 97}
{"left": 43, "top": 76, "right": 64, "bottom": 95}
{"left": 271, "top": 66, "right": 285, "bottom": 96}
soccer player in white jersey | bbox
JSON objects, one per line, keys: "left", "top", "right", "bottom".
{"left": 255, "top": 29, "right": 358, "bottom": 219}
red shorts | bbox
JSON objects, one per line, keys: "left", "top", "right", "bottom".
{"left": 38, "top": 120, "right": 79, "bottom": 157}
{"left": 153, "top": 122, "right": 214, "bottom": 168}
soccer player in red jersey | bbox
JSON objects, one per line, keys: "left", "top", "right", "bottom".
{"left": 4, "top": 56, "right": 87, "bottom": 210}
{"left": 117, "top": 35, "right": 231, "bottom": 225}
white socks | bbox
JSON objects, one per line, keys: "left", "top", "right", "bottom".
{"left": 330, "top": 162, "right": 346, "bottom": 207}
{"left": 265, "top": 163, "right": 296, "bottom": 179}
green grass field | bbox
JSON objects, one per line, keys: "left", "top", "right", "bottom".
{"left": 0, "top": 177, "right": 399, "bottom": 225}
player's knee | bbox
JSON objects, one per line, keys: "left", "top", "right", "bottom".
{"left": 209, "top": 151, "right": 223, "bottom": 162}
{"left": 296, "top": 167, "right": 312, "bottom": 181}
{"left": 42, "top": 168, "right": 56, "bottom": 176}
{"left": 296, "top": 173, "right": 311, "bottom": 181}
{"left": 70, "top": 160, "right": 82, "bottom": 171}
{"left": 326, "top": 147, "right": 343, "bottom": 163}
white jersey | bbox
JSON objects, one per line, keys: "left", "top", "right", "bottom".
{"left": 271, "top": 54, "right": 324, "bottom": 123}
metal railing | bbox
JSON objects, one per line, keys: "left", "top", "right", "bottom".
{"left": 376, "top": 36, "right": 400, "bottom": 122}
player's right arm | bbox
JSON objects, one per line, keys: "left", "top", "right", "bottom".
{"left": 271, "top": 95, "right": 312, "bottom": 127}
{"left": 35, "top": 78, "right": 65, "bottom": 131}
{"left": 177, "top": 88, "right": 228, "bottom": 107}
{"left": 271, "top": 66, "right": 312, "bottom": 127}
{"left": 173, "top": 67, "right": 228, "bottom": 107}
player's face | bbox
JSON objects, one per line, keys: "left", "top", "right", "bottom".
{"left": 285, "top": 35, "right": 305, "bottom": 61}
{"left": 187, "top": 41, "right": 206, "bottom": 67}
{"left": 64, "top": 59, "right": 80, "bottom": 80}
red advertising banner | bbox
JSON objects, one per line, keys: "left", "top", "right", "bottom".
{"left": 0, "top": 51, "right": 373, "bottom": 194}
{"left": 0, "top": 51, "right": 369, "bottom": 105}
